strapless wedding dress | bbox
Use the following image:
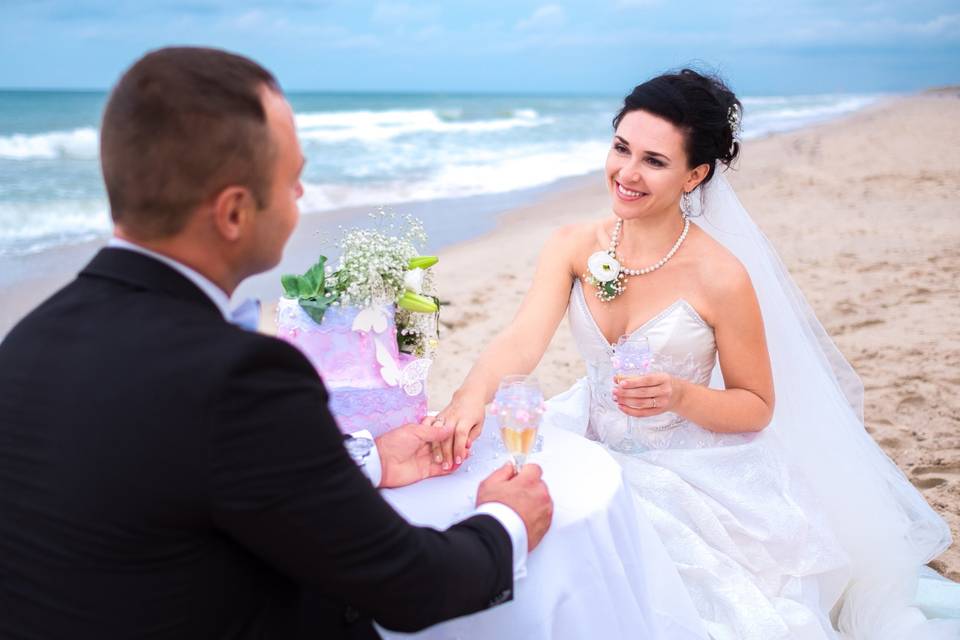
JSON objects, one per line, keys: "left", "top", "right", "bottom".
{"left": 546, "top": 280, "right": 960, "bottom": 639}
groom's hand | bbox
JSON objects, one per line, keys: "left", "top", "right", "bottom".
{"left": 376, "top": 418, "right": 457, "bottom": 489}
{"left": 477, "top": 463, "right": 553, "bottom": 551}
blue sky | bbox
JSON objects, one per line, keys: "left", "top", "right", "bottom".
{"left": 1, "top": 1, "right": 958, "bottom": 94}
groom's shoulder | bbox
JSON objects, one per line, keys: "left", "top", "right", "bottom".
{"left": 221, "top": 327, "right": 317, "bottom": 375}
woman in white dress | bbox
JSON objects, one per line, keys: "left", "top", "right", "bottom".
{"left": 434, "top": 69, "right": 960, "bottom": 639}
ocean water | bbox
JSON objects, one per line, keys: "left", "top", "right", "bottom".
{"left": 0, "top": 90, "right": 886, "bottom": 257}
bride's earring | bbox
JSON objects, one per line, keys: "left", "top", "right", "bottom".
{"left": 680, "top": 190, "right": 693, "bottom": 218}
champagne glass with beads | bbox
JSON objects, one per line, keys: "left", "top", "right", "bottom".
{"left": 489, "top": 375, "right": 545, "bottom": 470}
{"left": 611, "top": 334, "right": 652, "bottom": 453}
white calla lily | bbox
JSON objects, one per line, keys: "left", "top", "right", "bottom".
{"left": 403, "top": 267, "right": 425, "bottom": 294}
{"left": 587, "top": 251, "right": 621, "bottom": 283}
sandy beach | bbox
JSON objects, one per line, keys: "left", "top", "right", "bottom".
{"left": 410, "top": 91, "right": 960, "bottom": 578}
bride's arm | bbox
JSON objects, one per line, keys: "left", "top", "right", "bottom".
{"left": 436, "top": 226, "right": 581, "bottom": 468}
{"left": 615, "top": 260, "right": 775, "bottom": 433}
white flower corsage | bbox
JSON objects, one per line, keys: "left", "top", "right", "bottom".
{"left": 583, "top": 251, "right": 625, "bottom": 302}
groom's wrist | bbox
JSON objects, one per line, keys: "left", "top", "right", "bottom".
{"left": 348, "top": 429, "right": 382, "bottom": 487}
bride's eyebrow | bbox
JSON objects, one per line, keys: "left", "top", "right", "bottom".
{"left": 614, "top": 136, "right": 670, "bottom": 161}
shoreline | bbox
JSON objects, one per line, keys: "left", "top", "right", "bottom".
{"left": 0, "top": 173, "right": 597, "bottom": 338}
{"left": 0, "top": 91, "right": 900, "bottom": 337}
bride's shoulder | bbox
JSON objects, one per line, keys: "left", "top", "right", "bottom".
{"left": 545, "top": 219, "right": 608, "bottom": 252}
{"left": 686, "top": 225, "right": 755, "bottom": 299}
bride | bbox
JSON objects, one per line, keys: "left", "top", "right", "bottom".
{"left": 434, "top": 69, "right": 960, "bottom": 639}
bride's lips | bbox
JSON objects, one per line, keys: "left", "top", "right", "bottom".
{"left": 614, "top": 181, "right": 648, "bottom": 202}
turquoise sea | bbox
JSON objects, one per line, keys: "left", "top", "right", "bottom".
{"left": 0, "top": 90, "right": 886, "bottom": 257}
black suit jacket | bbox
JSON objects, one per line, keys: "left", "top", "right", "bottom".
{"left": 0, "top": 248, "right": 513, "bottom": 639}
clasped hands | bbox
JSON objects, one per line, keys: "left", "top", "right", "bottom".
{"left": 375, "top": 412, "right": 552, "bottom": 551}
{"left": 417, "top": 373, "right": 685, "bottom": 472}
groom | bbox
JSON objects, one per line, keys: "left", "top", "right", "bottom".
{"left": 0, "top": 47, "right": 552, "bottom": 639}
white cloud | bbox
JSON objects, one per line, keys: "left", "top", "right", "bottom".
{"left": 515, "top": 4, "right": 566, "bottom": 31}
{"left": 911, "top": 13, "right": 960, "bottom": 36}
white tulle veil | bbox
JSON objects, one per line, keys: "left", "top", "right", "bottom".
{"left": 693, "top": 170, "right": 955, "bottom": 638}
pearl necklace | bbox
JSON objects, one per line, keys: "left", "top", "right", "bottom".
{"left": 610, "top": 216, "right": 690, "bottom": 276}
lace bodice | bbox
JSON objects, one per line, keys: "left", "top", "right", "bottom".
{"left": 567, "top": 279, "right": 754, "bottom": 452}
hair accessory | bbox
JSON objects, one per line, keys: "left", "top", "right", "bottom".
{"left": 727, "top": 104, "right": 742, "bottom": 148}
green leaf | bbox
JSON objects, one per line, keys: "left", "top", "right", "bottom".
{"left": 302, "top": 257, "right": 327, "bottom": 298}
{"left": 299, "top": 297, "right": 331, "bottom": 324}
{"left": 280, "top": 274, "right": 301, "bottom": 298}
{"left": 280, "top": 255, "right": 330, "bottom": 300}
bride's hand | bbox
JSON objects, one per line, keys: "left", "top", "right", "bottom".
{"left": 612, "top": 373, "right": 686, "bottom": 418}
{"left": 431, "top": 393, "right": 486, "bottom": 470}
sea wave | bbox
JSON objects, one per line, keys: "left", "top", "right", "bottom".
{"left": 741, "top": 95, "right": 883, "bottom": 138}
{"left": 297, "top": 140, "right": 608, "bottom": 213}
{"left": 295, "top": 108, "right": 550, "bottom": 143}
{"left": 0, "top": 127, "right": 99, "bottom": 160}
{"left": 0, "top": 199, "right": 110, "bottom": 255}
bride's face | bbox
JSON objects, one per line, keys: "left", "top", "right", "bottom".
{"left": 605, "top": 109, "right": 695, "bottom": 220}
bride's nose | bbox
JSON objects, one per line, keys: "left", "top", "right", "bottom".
{"left": 619, "top": 169, "right": 642, "bottom": 187}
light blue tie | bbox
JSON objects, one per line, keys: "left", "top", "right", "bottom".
{"left": 229, "top": 298, "right": 261, "bottom": 331}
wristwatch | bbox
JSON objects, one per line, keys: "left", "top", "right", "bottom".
{"left": 344, "top": 434, "right": 374, "bottom": 467}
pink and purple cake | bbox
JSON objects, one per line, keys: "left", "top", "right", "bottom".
{"left": 276, "top": 298, "right": 431, "bottom": 438}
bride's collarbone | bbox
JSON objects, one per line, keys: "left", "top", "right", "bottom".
{"left": 581, "top": 279, "right": 708, "bottom": 337}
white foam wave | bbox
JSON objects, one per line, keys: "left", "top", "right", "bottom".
{"left": 0, "top": 127, "right": 99, "bottom": 160}
{"left": 295, "top": 108, "right": 549, "bottom": 143}
{"left": 297, "top": 140, "right": 606, "bottom": 214}
{"left": 0, "top": 199, "right": 110, "bottom": 255}
{"left": 742, "top": 95, "right": 882, "bottom": 139}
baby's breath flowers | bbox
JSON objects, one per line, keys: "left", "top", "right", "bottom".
{"left": 335, "top": 210, "right": 426, "bottom": 307}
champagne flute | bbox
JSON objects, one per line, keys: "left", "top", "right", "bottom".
{"left": 489, "top": 375, "right": 545, "bottom": 470}
{"left": 611, "top": 334, "right": 652, "bottom": 453}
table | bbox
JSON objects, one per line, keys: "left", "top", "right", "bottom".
{"left": 378, "top": 419, "right": 708, "bottom": 640}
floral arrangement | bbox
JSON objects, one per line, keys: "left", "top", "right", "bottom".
{"left": 281, "top": 210, "right": 441, "bottom": 358}
{"left": 583, "top": 251, "right": 624, "bottom": 302}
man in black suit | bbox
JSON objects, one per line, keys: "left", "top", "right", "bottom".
{"left": 0, "top": 47, "right": 552, "bottom": 639}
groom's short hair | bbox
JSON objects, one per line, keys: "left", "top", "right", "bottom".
{"left": 100, "top": 47, "right": 280, "bottom": 239}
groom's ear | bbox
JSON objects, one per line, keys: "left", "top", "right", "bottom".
{"left": 210, "top": 186, "right": 258, "bottom": 242}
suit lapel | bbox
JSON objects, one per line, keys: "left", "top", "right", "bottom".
{"left": 80, "top": 248, "right": 224, "bottom": 321}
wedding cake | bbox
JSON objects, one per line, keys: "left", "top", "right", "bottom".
{"left": 276, "top": 214, "right": 440, "bottom": 437}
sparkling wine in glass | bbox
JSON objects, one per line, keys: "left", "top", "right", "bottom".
{"left": 489, "top": 375, "right": 545, "bottom": 470}
{"left": 611, "top": 334, "right": 652, "bottom": 453}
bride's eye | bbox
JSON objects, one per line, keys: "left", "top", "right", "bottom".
{"left": 645, "top": 157, "right": 665, "bottom": 167}
{"left": 613, "top": 143, "right": 629, "bottom": 154}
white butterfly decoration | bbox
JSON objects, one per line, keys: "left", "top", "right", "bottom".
{"left": 352, "top": 306, "right": 389, "bottom": 334}
{"left": 374, "top": 338, "right": 432, "bottom": 397}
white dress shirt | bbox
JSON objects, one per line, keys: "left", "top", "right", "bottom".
{"left": 106, "top": 237, "right": 528, "bottom": 579}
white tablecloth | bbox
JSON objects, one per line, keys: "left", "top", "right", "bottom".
{"left": 378, "top": 420, "right": 708, "bottom": 640}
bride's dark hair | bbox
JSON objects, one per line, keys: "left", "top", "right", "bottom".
{"left": 613, "top": 68, "right": 741, "bottom": 185}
